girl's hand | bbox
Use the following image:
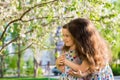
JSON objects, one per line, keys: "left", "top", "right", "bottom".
{"left": 56, "top": 54, "right": 65, "bottom": 72}
{"left": 56, "top": 54, "right": 65, "bottom": 66}
{"left": 68, "top": 69, "right": 90, "bottom": 78}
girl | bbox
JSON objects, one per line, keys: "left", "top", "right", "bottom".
{"left": 56, "top": 18, "right": 114, "bottom": 80}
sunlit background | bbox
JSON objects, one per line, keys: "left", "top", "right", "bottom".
{"left": 0, "top": 0, "right": 120, "bottom": 79}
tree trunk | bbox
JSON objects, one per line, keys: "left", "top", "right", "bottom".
{"left": 34, "top": 57, "right": 38, "bottom": 78}
{"left": 0, "top": 55, "right": 3, "bottom": 78}
{"left": 17, "top": 40, "right": 21, "bottom": 77}
{"left": 17, "top": 53, "right": 21, "bottom": 77}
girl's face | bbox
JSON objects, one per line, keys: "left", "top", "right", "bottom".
{"left": 62, "top": 28, "right": 75, "bottom": 48}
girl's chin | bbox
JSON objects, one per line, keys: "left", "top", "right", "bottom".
{"left": 65, "top": 44, "right": 70, "bottom": 47}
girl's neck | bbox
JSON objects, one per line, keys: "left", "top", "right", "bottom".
{"left": 69, "top": 45, "right": 75, "bottom": 51}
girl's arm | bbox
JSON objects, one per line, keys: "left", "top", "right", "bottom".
{"left": 68, "top": 68, "right": 91, "bottom": 78}
{"left": 65, "top": 59, "right": 91, "bottom": 77}
{"left": 56, "top": 54, "right": 91, "bottom": 77}
{"left": 65, "top": 59, "right": 90, "bottom": 73}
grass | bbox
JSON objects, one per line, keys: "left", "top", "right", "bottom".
{"left": 0, "top": 77, "right": 58, "bottom": 80}
{"left": 111, "top": 64, "right": 120, "bottom": 76}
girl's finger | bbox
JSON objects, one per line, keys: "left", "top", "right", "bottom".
{"left": 72, "top": 70, "right": 83, "bottom": 78}
{"left": 68, "top": 70, "right": 75, "bottom": 76}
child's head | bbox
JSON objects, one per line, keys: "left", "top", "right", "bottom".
{"left": 62, "top": 18, "right": 111, "bottom": 71}
{"left": 62, "top": 24, "right": 75, "bottom": 51}
{"left": 62, "top": 18, "right": 95, "bottom": 52}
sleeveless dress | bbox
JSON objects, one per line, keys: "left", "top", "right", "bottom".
{"left": 59, "top": 50, "right": 83, "bottom": 80}
{"left": 59, "top": 50, "right": 114, "bottom": 80}
{"left": 85, "top": 64, "right": 114, "bottom": 80}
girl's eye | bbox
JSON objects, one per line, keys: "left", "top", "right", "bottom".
{"left": 65, "top": 35, "right": 69, "bottom": 37}
{"left": 62, "top": 34, "right": 70, "bottom": 37}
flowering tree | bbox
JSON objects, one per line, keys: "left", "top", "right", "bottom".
{"left": 0, "top": 0, "right": 119, "bottom": 78}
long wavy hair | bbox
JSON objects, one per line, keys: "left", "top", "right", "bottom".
{"left": 62, "top": 18, "right": 111, "bottom": 72}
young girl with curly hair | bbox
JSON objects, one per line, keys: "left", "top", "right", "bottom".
{"left": 56, "top": 18, "right": 114, "bottom": 80}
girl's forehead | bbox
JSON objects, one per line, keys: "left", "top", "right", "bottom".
{"left": 62, "top": 29, "right": 70, "bottom": 34}
{"left": 62, "top": 29, "right": 73, "bottom": 38}
{"left": 62, "top": 28, "right": 69, "bottom": 32}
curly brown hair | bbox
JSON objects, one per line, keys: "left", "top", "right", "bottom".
{"left": 62, "top": 18, "right": 112, "bottom": 72}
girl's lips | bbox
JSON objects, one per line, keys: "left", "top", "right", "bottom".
{"left": 65, "top": 41, "right": 68, "bottom": 43}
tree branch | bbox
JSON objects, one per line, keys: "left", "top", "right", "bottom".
{"left": 6, "top": 43, "right": 33, "bottom": 56}
{"left": 0, "top": 37, "right": 18, "bottom": 52}
{"left": 0, "top": 15, "right": 73, "bottom": 53}
{"left": 20, "top": 0, "right": 58, "bottom": 19}
{"left": 21, "top": 17, "right": 49, "bottom": 22}
{"left": 0, "top": 30, "right": 33, "bottom": 52}
{"left": 19, "top": 43, "right": 33, "bottom": 53}
{"left": 0, "top": 0, "right": 58, "bottom": 40}
{"left": 21, "top": 16, "right": 73, "bottom": 22}
{"left": 0, "top": 19, "right": 20, "bottom": 40}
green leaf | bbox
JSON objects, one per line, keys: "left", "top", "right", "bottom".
{"left": 17, "top": 0, "right": 22, "bottom": 10}
{"left": 0, "top": 41, "right": 2, "bottom": 46}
